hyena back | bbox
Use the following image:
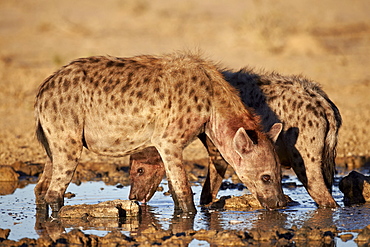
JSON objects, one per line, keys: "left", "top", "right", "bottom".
{"left": 34, "top": 53, "right": 286, "bottom": 213}
{"left": 130, "top": 67, "right": 341, "bottom": 208}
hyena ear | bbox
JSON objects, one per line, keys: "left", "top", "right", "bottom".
{"left": 233, "top": 127, "right": 254, "bottom": 157}
{"left": 268, "top": 123, "right": 283, "bottom": 143}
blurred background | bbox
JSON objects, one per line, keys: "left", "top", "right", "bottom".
{"left": 0, "top": 0, "right": 369, "bottom": 165}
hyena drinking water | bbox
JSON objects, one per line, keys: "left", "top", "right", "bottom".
{"left": 34, "top": 53, "right": 286, "bottom": 213}
{"left": 130, "top": 67, "right": 341, "bottom": 208}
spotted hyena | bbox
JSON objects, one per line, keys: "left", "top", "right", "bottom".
{"left": 34, "top": 53, "right": 286, "bottom": 213}
{"left": 130, "top": 67, "right": 341, "bottom": 208}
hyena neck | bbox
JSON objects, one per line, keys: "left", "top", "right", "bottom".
{"left": 206, "top": 109, "right": 260, "bottom": 166}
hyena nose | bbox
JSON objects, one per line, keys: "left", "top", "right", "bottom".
{"left": 261, "top": 196, "right": 287, "bottom": 210}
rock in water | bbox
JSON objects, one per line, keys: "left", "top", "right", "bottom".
{"left": 209, "top": 194, "right": 293, "bottom": 210}
{"left": 339, "top": 171, "right": 370, "bottom": 205}
{"left": 58, "top": 200, "right": 140, "bottom": 218}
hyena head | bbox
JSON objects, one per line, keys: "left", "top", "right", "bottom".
{"left": 129, "top": 147, "right": 165, "bottom": 203}
{"left": 231, "top": 123, "right": 286, "bottom": 209}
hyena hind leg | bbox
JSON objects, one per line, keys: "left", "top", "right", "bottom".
{"left": 44, "top": 155, "right": 80, "bottom": 212}
{"left": 43, "top": 136, "right": 83, "bottom": 212}
{"left": 34, "top": 159, "right": 53, "bottom": 209}
{"left": 291, "top": 140, "right": 338, "bottom": 207}
{"left": 303, "top": 158, "right": 338, "bottom": 208}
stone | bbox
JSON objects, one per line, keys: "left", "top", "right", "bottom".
{"left": 209, "top": 194, "right": 293, "bottom": 210}
{"left": 0, "top": 228, "right": 10, "bottom": 239}
{"left": 0, "top": 165, "right": 19, "bottom": 181}
{"left": 58, "top": 199, "right": 140, "bottom": 218}
{"left": 339, "top": 171, "right": 370, "bottom": 205}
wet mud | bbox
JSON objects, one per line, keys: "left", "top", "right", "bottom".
{"left": 1, "top": 160, "right": 370, "bottom": 246}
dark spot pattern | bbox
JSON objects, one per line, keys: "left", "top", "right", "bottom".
{"left": 62, "top": 79, "right": 70, "bottom": 92}
{"left": 52, "top": 101, "right": 58, "bottom": 112}
{"left": 35, "top": 54, "right": 342, "bottom": 212}
{"left": 137, "top": 91, "right": 143, "bottom": 98}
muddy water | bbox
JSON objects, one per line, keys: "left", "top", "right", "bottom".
{"left": 1, "top": 168, "right": 370, "bottom": 246}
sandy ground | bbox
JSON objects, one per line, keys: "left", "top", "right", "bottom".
{"left": 0, "top": 0, "right": 369, "bottom": 166}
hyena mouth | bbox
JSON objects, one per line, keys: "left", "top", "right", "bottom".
{"left": 140, "top": 199, "right": 147, "bottom": 204}
{"left": 261, "top": 202, "right": 273, "bottom": 211}
{"left": 141, "top": 183, "right": 156, "bottom": 204}
{"left": 259, "top": 196, "right": 287, "bottom": 210}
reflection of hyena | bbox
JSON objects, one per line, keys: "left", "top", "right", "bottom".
{"left": 130, "top": 68, "right": 342, "bottom": 208}
{"left": 34, "top": 53, "right": 286, "bottom": 214}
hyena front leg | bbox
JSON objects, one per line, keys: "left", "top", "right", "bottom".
{"left": 167, "top": 178, "right": 181, "bottom": 210}
{"left": 154, "top": 142, "right": 196, "bottom": 213}
{"left": 200, "top": 157, "right": 228, "bottom": 205}
{"left": 199, "top": 135, "right": 228, "bottom": 205}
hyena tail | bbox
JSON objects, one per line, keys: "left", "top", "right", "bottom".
{"left": 36, "top": 117, "right": 52, "bottom": 160}
{"left": 320, "top": 92, "right": 342, "bottom": 193}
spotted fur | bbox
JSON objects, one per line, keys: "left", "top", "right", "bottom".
{"left": 34, "top": 53, "right": 286, "bottom": 213}
{"left": 130, "top": 67, "right": 341, "bottom": 208}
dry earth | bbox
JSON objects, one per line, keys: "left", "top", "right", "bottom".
{"left": 0, "top": 0, "right": 369, "bottom": 168}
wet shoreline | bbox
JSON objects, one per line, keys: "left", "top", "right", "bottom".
{"left": 1, "top": 162, "right": 370, "bottom": 246}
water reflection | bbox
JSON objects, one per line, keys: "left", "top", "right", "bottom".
{"left": 2, "top": 179, "right": 370, "bottom": 244}
{"left": 32, "top": 198, "right": 370, "bottom": 245}
{"left": 34, "top": 204, "right": 196, "bottom": 244}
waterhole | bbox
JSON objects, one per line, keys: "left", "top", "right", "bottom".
{"left": 1, "top": 168, "right": 369, "bottom": 246}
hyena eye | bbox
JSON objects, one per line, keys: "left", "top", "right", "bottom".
{"left": 261, "top": 174, "right": 271, "bottom": 182}
{"left": 137, "top": 168, "right": 144, "bottom": 174}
